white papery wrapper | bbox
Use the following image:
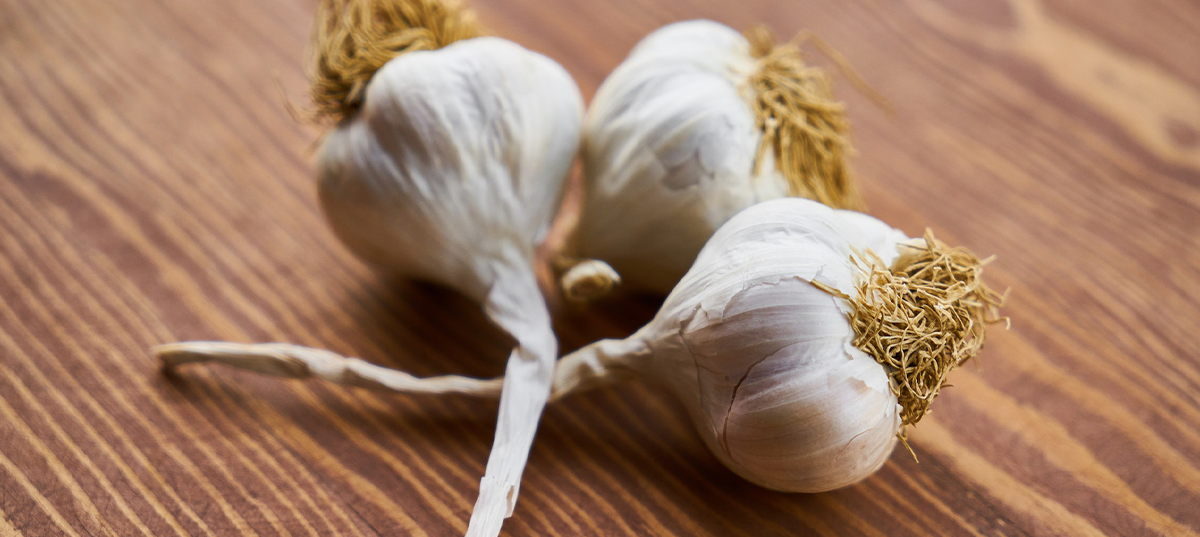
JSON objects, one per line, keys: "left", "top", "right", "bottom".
{"left": 567, "top": 20, "right": 796, "bottom": 295}
{"left": 631, "top": 198, "right": 907, "bottom": 491}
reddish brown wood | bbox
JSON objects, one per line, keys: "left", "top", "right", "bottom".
{"left": 1, "top": 0, "right": 1197, "bottom": 535}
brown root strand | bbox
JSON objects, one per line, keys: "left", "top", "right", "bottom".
{"left": 842, "top": 230, "right": 1007, "bottom": 427}
{"left": 743, "top": 26, "right": 863, "bottom": 211}
{"left": 308, "top": 0, "right": 482, "bottom": 123}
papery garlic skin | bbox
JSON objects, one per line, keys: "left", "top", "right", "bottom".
{"left": 317, "top": 36, "right": 584, "bottom": 534}
{"left": 629, "top": 198, "right": 906, "bottom": 491}
{"left": 569, "top": 20, "right": 798, "bottom": 295}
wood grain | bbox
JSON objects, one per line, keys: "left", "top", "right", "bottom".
{"left": 1, "top": 0, "right": 1198, "bottom": 535}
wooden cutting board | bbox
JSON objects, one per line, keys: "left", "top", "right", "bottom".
{"left": 1, "top": 0, "right": 1197, "bottom": 535}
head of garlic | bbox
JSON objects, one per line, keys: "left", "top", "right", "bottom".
{"left": 315, "top": 5, "right": 587, "bottom": 532}
{"left": 624, "top": 199, "right": 910, "bottom": 490}
{"left": 560, "top": 20, "right": 863, "bottom": 299}
{"left": 315, "top": 15, "right": 580, "bottom": 305}
{"left": 570, "top": 199, "right": 1002, "bottom": 491}
{"left": 163, "top": 199, "right": 1004, "bottom": 497}
{"left": 157, "top": 1, "right": 584, "bottom": 535}
{"left": 317, "top": 35, "right": 581, "bottom": 297}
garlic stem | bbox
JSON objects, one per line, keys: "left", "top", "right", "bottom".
{"left": 155, "top": 336, "right": 648, "bottom": 402}
{"left": 155, "top": 341, "right": 505, "bottom": 396}
{"left": 548, "top": 337, "right": 647, "bottom": 399}
{"left": 555, "top": 257, "right": 621, "bottom": 303}
{"left": 466, "top": 260, "right": 556, "bottom": 533}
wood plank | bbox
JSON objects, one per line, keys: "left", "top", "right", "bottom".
{"left": 0, "top": 0, "right": 1196, "bottom": 534}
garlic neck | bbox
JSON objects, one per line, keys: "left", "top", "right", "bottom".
{"left": 467, "top": 252, "right": 556, "bottom": 534}
{"left": 548, "top": 337, "right": 651, "bottom": 401}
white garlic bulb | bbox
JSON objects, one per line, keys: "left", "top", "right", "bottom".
{"left": 317, "top": 37, "right": 580, "bottom": 301}
{"left": 561, "top": 20, "right": 863, "bottom": 298}
{"left": 160, "top": 198, "right": 1004, "bottom": 497}
{"left": 611, "top": 198, "right": 908, "bottom": 490}
{"left": 156, "top": 1, "right": 584, "bottom": 535}
{"left": 315, "top": 35, "right": 583, "bottom": 536}
{"left": 587, "top": 199, "right": 1000, "bottom": 490}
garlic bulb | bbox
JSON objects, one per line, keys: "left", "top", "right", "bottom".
{"left": 160, "top": 198, "right": 1004, "bottom": 497}
{"left": 579, "top": 198, "right": 912, "bottom": 490}
{"left": 315, "top": 33, "right": 583, "bottom": 537}
{"left": 156, "top": 1, "right": 583, "bottom": 535}
{"left": 560, "top": 20, "right": 864, "bottom": 299}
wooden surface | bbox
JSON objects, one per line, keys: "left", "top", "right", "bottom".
{"left": 2, "top": 0, "right": 1199, "bottom": 535}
